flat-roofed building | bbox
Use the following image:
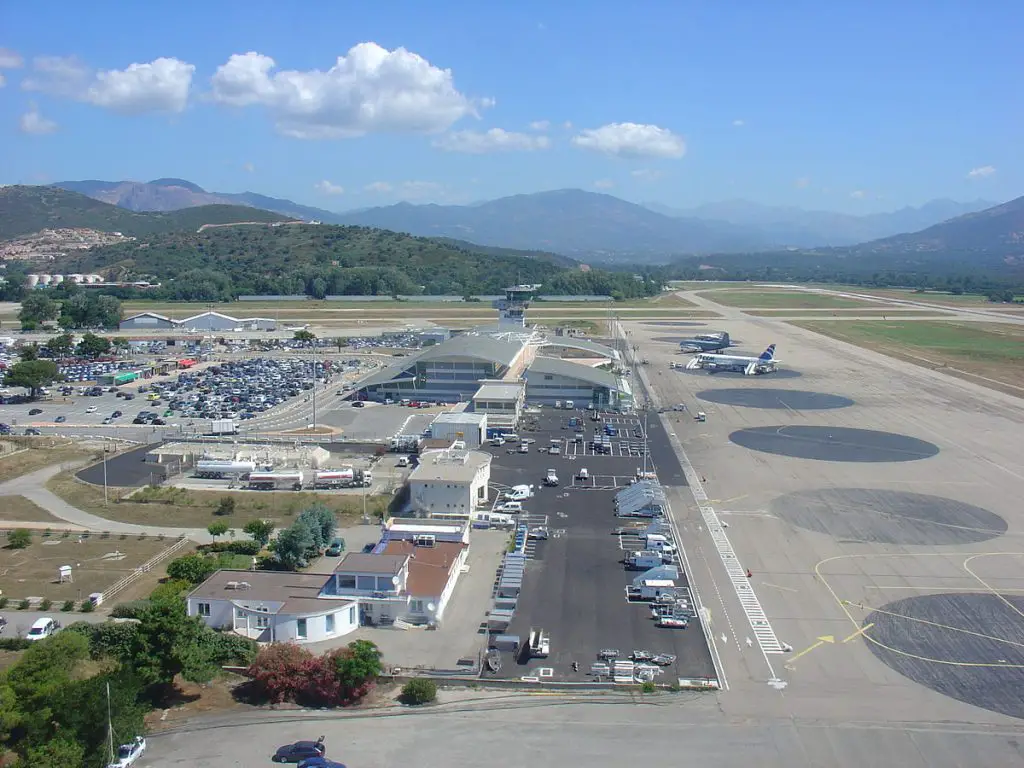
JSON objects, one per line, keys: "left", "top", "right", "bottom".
{"left": 469, "top": 380, "right": 525, "bottom": 429}
{"left": 406, "top": 448, "right": 492, "bottom": 517}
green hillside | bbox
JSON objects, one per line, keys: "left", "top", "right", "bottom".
{"left": 51, "top": 223, "right": 658, "bottom": 300}
{"left": 0, "top": 185, "right": 288, "bottom": 240}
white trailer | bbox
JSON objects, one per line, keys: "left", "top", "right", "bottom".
{"left": 312, "top": 468, "right": 372, "bottom": 489}
{"left": 195, "top": 459, "right": 256, "bottom": 479}
{"left": 207, "top": 419, "right": 238, "bottom": 436}
{"left": 625, "top": 551, "right": 671, "bottom": 570}
{"left": 248, "top": 470, "right": 304, "bottom": 491}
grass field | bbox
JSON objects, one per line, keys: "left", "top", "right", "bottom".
{"left": 47, "top": 473, "right": 390, "bottom": 529}
{"left": 0, "top": 496, "right": 65, "bottom": 523}
{"left": 746, "top": 309, "right": 950, "bottom": 318}
{"left": 699, "top": 289, "right": 881, "bottom": 309}
{"left": 0, "top": 441, "right": 99, "bottom": 483}
{"left": 792, "top": 320, "right": 1024, "bottom": 395}
{"left": 0, "top": 532, "right": 177, "bottom": 602}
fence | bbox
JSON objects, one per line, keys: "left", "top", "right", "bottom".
{"left": 101, "top": 534, "right": 190, "bottom": 603}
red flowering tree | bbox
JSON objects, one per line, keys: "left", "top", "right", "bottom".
{"left": 247, "top": 643, "right": 313, "bottom": 703}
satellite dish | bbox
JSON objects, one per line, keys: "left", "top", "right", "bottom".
{"left": 427, "top": 602, "right": 436, "bottom": 612}
{"left": 391, "top": 575, "right": 400, "bottom": 586}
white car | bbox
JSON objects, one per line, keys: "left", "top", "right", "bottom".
{"left": 107, "top": 736, "right": 146, "bottom": 768}
{"left": 25, "top": 617, "right": 59, "bottom": 641}
{"left": 86, "top": 405, "right": 98, "bottom": 413}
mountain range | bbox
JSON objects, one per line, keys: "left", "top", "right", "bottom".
{"left": 50, "top": 179, "right": 999, "bottom": 263}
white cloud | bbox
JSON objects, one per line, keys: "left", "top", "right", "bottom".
{"left": 631, "top": 168, "right": 664, "bottom": 182}
{"left": 0, "top": 48, "right": 23, "bottom": 69}
{"left": 849, "top": 190, "right": 866, "bottom": 199}
{"left": 364, "top": 181, "right": 393, "bottom": 194}
{"left": 592, "top": 179, "right": 615, "bottom": 190}
{"left": 432, "top": 128, "right": 550, "bottom": 154}
{"left": 314, "top": 180, "right": 345, "bottom": 195}
{"left": 794, "top": 176, "right": 811, "bottom": 189}
{"left": 529, "top": 120, "right": 550, "bottom": 131}
{"left": 732, "top": 119, "right": 745, "bottom": 127}
{"left": 0, "top": 74, "right": 5, "bottom": 88}
{"left": 23, "top": 55, "right": 194, "bottom": 114}
{"left": 571, "top": 122, "right": 685, "bottom": 159}
{"left": 242, "top": 161, "right": 256, "bottom": 173}
{"left": 967, "top": 165, "right": 996, "bottom": 179}
{"left": 363, "top": 180, "right": 444, "bottom": 200}
{"left": 18, "top": 102, "right": 57, "bottom": 135}
{"left": 209, "top": 43, "right": 485, "bottom": 139}
{"left": 562, "top": 120, "right": 573, "bottom": 130}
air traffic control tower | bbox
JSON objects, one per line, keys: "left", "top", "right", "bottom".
{"left": 493, "top": 284, "right": 539, "bottom": 328}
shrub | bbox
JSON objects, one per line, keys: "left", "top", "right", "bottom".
{"left": 149, "top": 579, "right": 191, "bottom": 603}
{"left": 200, "top": 630, "right": 258, "bottom": 667}
{"left": 80, "top": 599, "right": 95, "bottom": 613}
{"left": 197, "top": 540, "right": 261, "bottom": 556}
{"left": 640, "top": 680, "right": 657, "bottom": 694}
{"left": 0, "top": 638, "right": 31, "bottom": 651}
{"left": 0, "top": 597, "right": 7, "bottom": 609}
{"left": 18, "top": 599, "right": 30, "bottom": 610}
{"left": 88, "top": 621, "right": 139, "bottom": 662}
{"left": 400, "top": 678, "right": 437, "bottom": 705}
{"left": 110, "top": 600, "right": 151, "bottom": 619}
{"left": 60, "top": 599, "right": 75, "bottom": 612}
{"left": 7, "top": 528, "right": 31, "bottom": 549}
{"left": 166, "top": 553, "right": 217, "bottom": 584}
{"left": 214, "top": 497, "right": 236, "bottom": 516}
{"left": 39, "top": 598, "right": 52, "bottom": 611}
{"left": 247, "top": 643, "right": 314, "bottom": 704}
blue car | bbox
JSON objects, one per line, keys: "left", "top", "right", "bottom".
{"left": 298, "top": 758, "right": 347, "bottom": 768}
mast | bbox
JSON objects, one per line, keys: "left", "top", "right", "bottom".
{"left": 107, "top": 681, "right": 116, "bottom": 764}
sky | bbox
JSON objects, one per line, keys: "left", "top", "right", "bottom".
{"left": 1, "top": 1, "right": 1021, "bottom": 214}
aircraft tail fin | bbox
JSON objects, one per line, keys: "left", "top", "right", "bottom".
{"left": 759, "top": 344, "right": 776, "bottom": 361}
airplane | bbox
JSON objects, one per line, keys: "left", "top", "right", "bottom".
{"left": 678, "top": 332, "right": 732, "bottom": 353}
{"left": 685, "top": 344, "right": 779, "bottom": 375}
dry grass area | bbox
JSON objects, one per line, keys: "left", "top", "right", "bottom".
{"left": 47, "top": 472, "right": 389, "bottom": 528}
{"left": 0, "top": 440, "right": 98, "bottom": 483}
{"left": 0, "top": 496, "right": 64, "bottom": 523}
{"left": 792, "top": 320, "right": 1024, "bottom": 397}
{"left": 0, "top": 532, "right": 178, "bottom": 601}
{"left": 746, "top": 309, "right": 949, "bottom": 318}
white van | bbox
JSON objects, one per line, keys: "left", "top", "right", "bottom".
{"left": 474, "top": 511, "right": 515, "bottom": 528}
{"left": 496, "top": 501, "right": 523, "bottom": 514}
{"left": 504, "top": 484, "right": 534, "bottom": 501}
{"left": 25, "top": 617, "right": 59, "bottom": 642}
{"left": 490, "top": 436, "right": 506, "bottom": 447}
{"left": 397, "top": 456, "right": 410, "bottom": 467}
{"left": 564, "top": 400, "right": 574, "bottom": 410}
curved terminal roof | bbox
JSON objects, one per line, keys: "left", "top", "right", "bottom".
{"left": 526, "top": 356, "right": 621, "bottom": 389}
{"left": 537, "top": 337, "right": 620, "bottom": 361}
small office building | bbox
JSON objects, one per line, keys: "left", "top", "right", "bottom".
{"left": 406, "top": 448, "right": 492, "bottom": 518}
{"left": 469, "top": 380, "right": 525, "bottom": 429}
{"left": 525, "top": 356, "right": 632, "bottom": 411}
{"left": 429, "top": 412, "right": 488, "bottom": 449}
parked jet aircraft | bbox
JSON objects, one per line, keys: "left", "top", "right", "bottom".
{"left": 678, "top": 332, "right": 732, "bottom": 353}
{"left": 685, "top": 344, "right": 778, "bottom": 375}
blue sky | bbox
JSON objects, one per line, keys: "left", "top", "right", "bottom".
{"left": 1, "top": 1, "right": 1020, "bottom": 213}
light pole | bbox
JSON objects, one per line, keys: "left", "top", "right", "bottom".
{"left": 311, "top": 340, "right": 318, "bottom": 430}
{"left": 102, "top": 439, "right": 109, "bottom": 506}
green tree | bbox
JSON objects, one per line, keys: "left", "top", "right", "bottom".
{"left": 243, "top": 519, "right": 275, "bottom": 548}
{"left": 296, "top": 504, "right": 337, "bottom": 552}
{"left": 18, "top": 292, "right": 59, "bottom": 325}
{"left": 0, "top": 683, "right": 19, "bottom": 740}
{"left": 293, "top": 329, "right": 316, "bottom": 342}
{"left": 334, "top": 639, "right": 382, "bottom": 691}
{"left": 4, "top": 359, "right": 61, "bottom": 397}
{"left": 207, "top": 521, "right": 229, "bottom": 540}
{"left": 214, "top": 496, "right": 236, "bottom": 517}
{"left": 273, "top": 518, "right": 315, "bottom": 570}
{"left": 17, "top": 342, "right": 40, "bottom": 361}
{"left": 76, "top": 332, "right": 112, "bottom": 359}
{"left": 131, "top": 598, "right": 219, "bottom": 690}
{"left": 166, "top": 553, "right": 217, "bottom": 584}
{"left": 44, "top": 332, "right": 75, "bottom": 358}
{"left": 25, "top": 736, "right": 86, "bottom": 768}
{"left": 7, "top": 528, "right": 32, "bottom": 549}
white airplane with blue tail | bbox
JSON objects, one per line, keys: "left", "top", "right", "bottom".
{"left": 685, "top": 344, "right": 779, "bottom": 375}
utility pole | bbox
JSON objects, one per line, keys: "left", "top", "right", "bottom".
{"left": 102, "top": 439, "right": 109, "bottom": 506}
{"left": 311, "top": 340, "right": 318, "bottom": 430}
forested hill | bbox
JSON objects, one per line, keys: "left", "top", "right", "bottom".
{"left": 0, "top": 185, "right": 289, "bottom": 240}
{"left": 51, "top": 223, "right": 658, "bottom": 301}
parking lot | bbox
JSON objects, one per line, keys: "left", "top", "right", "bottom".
{"left": 483, "top": 409, "right": 716, "bottom": 684}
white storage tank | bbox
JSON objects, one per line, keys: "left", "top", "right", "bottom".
{"left": 86, "top": 274, "right": 104, "bottom": 284}
{"left": 26, "top": 275, "right": 40, "bottom": 288}
{"left": 195, "top": 459, "right": 257, "bottom": 478}
{"left": 51, "top": 274, "right": 65, "bottom": 284}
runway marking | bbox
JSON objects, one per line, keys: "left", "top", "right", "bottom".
{"left": 963, "top": 553, "right": 1024, "bottom": 623}
{"left": 784, "top": 635, "right": 834, "bottom": 669}
{"left": 760, "top": 582, "right": 798, "bottom": 594}
{"left": 815, "top": 552, "right": 1024, "bottom": 669}
{"left": 842, "top": 623, "right": 874, "bottom": 644}
{"left": 864, "top": 585, "right": 1024, "bottom": 593}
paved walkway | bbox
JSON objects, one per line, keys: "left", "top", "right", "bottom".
{"left": 0, "top": 462, "right": 210, "bottom": 541}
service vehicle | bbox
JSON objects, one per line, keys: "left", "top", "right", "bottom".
{"left": 107, "top": 735, "right": 146, "bottom": 768}
{"left": 25, "top": 617, "right": 60, "bottom": 641}
{"left": 543, "top": 469, "right": 559, "bottom": 487}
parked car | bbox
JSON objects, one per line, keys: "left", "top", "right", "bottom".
{"left": 326, "top": 538, "right": 346, "bottom": 557}
{"left": 351, "top": 400, "right": 365, "bottom": 408}
{"left": 112, "top": 410, "right": 123, "bottom": 418}
{"left": 107, "top": 735, "right": 146, "bottom": 768}
{"left": 55, "top": 415, "right": 67, "bottom": 423}
{"left": 23, "top": 428, "right": 41, "bottom": 436}
{"left": 25, "top": 617, "right": 60, "bottom": 642}
{"left": 297, "top": 758, "right": 347, "bottom": 768}
{"left": 274, "top": 737, "right": 327, "bottom": 763}
{"left": 86, "top": 405, "right": 98, "bottom": 413}
{"left": 28, "top": 408, "right": 42, "bottom": 416}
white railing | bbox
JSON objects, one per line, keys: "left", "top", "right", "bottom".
{"left": 101, "top": 535, "right": 190, "bottom": 602}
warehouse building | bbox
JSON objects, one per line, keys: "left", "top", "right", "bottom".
{"left": 118, "top": 312, "right": 176, "bottom": 331}
{"left": 406, "top": 447, "right": 492, "bottom": 518}
{"left": 525, "top": 356, "right": 633, "bottom": 410}
{"left": 428, "top": 412, "right": 488, "bottom": 449}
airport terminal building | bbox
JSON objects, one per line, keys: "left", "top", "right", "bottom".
{"left": 351, "top": 285, "right": 633, "bottom": 414}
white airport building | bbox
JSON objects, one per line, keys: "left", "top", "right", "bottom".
{"left": 406, "top": 448, "right": 492, "bottom": 518}
{"left": 119, "top": 310, "right": 277, "bottom": 333}
{"left": 187, "top": 518, "right": 472, "bottom": 641}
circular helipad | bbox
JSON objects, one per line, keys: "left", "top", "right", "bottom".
{"left": 729, "top": 426, "right": 939, "bottom": 462}
{"left": 675, "top": 367, "right": 804, "bottom": 380}
{"left": 865, "top": 593, "right": 1024, "bottom": 720}
{"left": 696, "top": 388, "right": 853, "bottom": 410}
{"left": 769, "top": 488, "right": 1006, "bottom": 544}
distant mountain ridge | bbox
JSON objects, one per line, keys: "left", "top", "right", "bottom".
{"left": 53, "top": 178, "right": 340, "bottom": 224}
{"left": 645, "top": 198, "right": 998, "bottom": 247}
